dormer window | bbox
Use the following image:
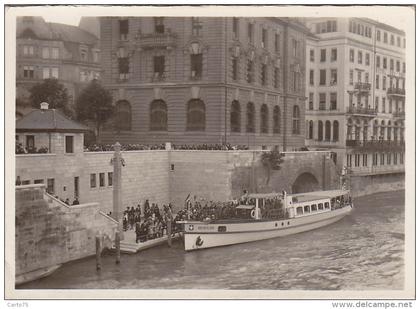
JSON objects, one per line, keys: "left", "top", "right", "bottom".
{"left": 154, "top": 17, "right": 165, "bottom": 34}
{"left": 80, "top": 47, "right": 88, "bottom": 61}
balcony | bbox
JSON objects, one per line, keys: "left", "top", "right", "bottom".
{"left": 392, "top": 111, "right": 405, "bottom": 119}
{"left": 137, "top": 32, "right": 178, "bottom": 50}
{"left": 387, "top": 87, "right": 406, "bottom": 97}
{"left": 345, "top": 140, "right": 405, "bottom": 151}
{"left": 346, "top": 106, "right": 377, "bottom": 117}
{"left": 354, "top": 82, "right": 371, "bottom": 93}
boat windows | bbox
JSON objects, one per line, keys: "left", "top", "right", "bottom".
{"left": 304, "top": 206, "right": 310, "bottom": 213}
{"left": 311, "top": 204, "right": 317, "bottom": 212}
{"left": 318, "top": 203, "right": 323, "bottom": 210}
{"left": 318, "top": 203, "right": 324, "bottom": 210}
{"left": 218, "top": 226, "right": 227, "bottom": 232}
{"left": 296, "top": 207, "right": 303, "bottom": 215}
{"left": 324, "top": 202, "right": 330, "bottom": 209}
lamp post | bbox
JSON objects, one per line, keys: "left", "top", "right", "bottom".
{"left": 112, "top": 142, "right": 124, "bottom": 264}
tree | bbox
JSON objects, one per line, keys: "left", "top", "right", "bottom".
{"left": 261, "top": 149, "right": 285, "bottom": 185}
{"left": 29, "top": 78, "right": 72, "bottom": 117}
{"left": 75, "top": 79, "right": 114, "bottom": 142}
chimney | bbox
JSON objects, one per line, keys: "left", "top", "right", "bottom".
{"left": 40, "top": 102, "right": 49, "bottom": 110}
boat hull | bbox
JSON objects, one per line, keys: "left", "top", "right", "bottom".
{"left": 184, "top": 206, "right": 352, "bottom": 251}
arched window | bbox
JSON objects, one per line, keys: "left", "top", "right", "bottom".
{"left": 230, "top": 100, "right": 241, "bottom": 133}
{"left": 150, "top": 100, "right": 167, "bottom": 131}
{"left": 333, "top": 120, "right": 339, "bottom": 141}
{"left": 355, "top": 119, "right": 361, "bottom": 140}
{"left": 373, "top": 120, "right": 378, "bottom": 139}
{"left": 246, "top": 102, "right": 255, "bottom": 133}
{"left": 115, "top": 100, "right": 132, "bottom": 131}
{"left": 363, "top": 120, "right": 368, "bottom": 141}
{"left": 273, "top": 105, "right": 280, "bottom": 134}
{"left": 318, "top": 120, "right": 323, "bottom": 141}
{"left": 308, "top": 120, "right": 314, "bottom": 139}
{"left": 380, "top": 120, "right": 385, "bottom": 139}
{"left": 347, "top": 119, "right": 353, "bottom": 140}
{"left": 260, "top": 104, "right": 268, "bottom": 134}
{"left": 292, "top": 105, "right": 300, "bottom": 134}
{"left": 393, "top": 121, "right": 399, "bottom": 141}
{"left": 325, "top": 120, "right": 331, "bottom": 141}
{"left": 387, "top": 120, "right": 392, "bottom": 140}
{"left": 187, "top": 99, "right": 206, "bottom": 131}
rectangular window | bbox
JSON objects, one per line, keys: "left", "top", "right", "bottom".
{"left": 274, "top": 67, "right": 279, "bottom": 88}
{"left": 90, "top": 174, "right": 96, "bottom": 188}
{"left": 47, "top": 178, "right": 55, "bottom": 194}
{"left": 382, "top": 97, "right": 386, "bottom": 113}
{"left": 387, "top": 153, "right": 392, "bottom": 165}
{"left": 93, "top": 50, "right": 99, "bottom": 63}
{"left": 309, "top": 93, "right": 314, "bottom": 110}
{"left": 51, "top": 47, "right": 59, "bottom": 59}
{"left": 382, "top": 76, "right": 386, "bottom": 90}
{"left": 376, "top": 55, "right": 380, "bottom": 68}
{"left": 108, "top": 172, "right": 113, "bottom": 186}
{"left": 293, "top": 39, "right": 298, "bottom": 57}
{"left": 261, "top": 28, "right": 267, "bottom": 48}
{"left": 330, "top": 92, "right": 337, "bottom": 110}
{"left": 22, "top": 65, "right": 33, "bottom": 78}
{"left": 42, "top": 47, "right": 49, "bottom": 59}
{"left": 309, "top": 49, "right": 314, "bottom": 62}
{"left": 376, "top": 75, "right": 379, "bottom": 89}
{"left": 384, "top": 32, "right": 388, "bottom": 43}
{"left": 51, "top": 67, "right": 59, "bottom": 79}
{"left": 23, "top": 45, "right": 34, "bottom": 56}
{"left": 26, "top": 135, "right": 35, "bottom": 149}
{"left": 330, "top": 69, "right": 337, "bottom": 85}
{"left": 153, "top": 55, "right": 165, "bottom": 79}
{"left": 275, "top": 33, "right": 280, "bottom": 53}
{"left": 119, "top": 19, "right": 129, "bottom": 40}
{"left": 349, "top": 70, "right": 353, "bottom": 85}
{"left": 365, "top": 53, "right": 370, "bottom": 66}
{"left": 373, "top": 153, "right": 378, "bottom": 166}
{"left": 403, "top": 62, "right": 406, "bottom": 73}
{"left": 319, "top": 69, "right": 326, "bottom": 85}
{"left": 347, "top": 154, "right": 352, "bottom": 167}
{"left": 390, "top": 35, "right": 394, "bottom": 45}
{"left": 192, "top": 17, "right": 203, "bottom": 36}
{"left": 377, "top": 30, "right": 381, "bottom": 41}
{"left": 233, "top": 18, "right": 239, "bottom": 39}
{"left": 362, "top": 154, "right": 368, "bottom": 166}
{"left": 99, "top": 173, "right": 105, "bottom": 187}
{"left": 43, "top": 67, "right": 50, "bottom": 79}
{"left": 389, "top": 99, "right": 393, "bottom": 114}
{"left": 247, "top": 22, "right": 254, "bottom": 44}
{"left": 309, "top": 70, "right": 314, "bottom": 85}
{"left": 357, "top": 71, "right": 361, "bottom": 83}
{"left": 396, "top": 61, "right": 400, "bottom": 72}
{"left": 80, "top": 49, "right": 88, "bottom": 62}
{"left": 232, "top": 58, "right": 238, "bottom": 81}
{"left": 390, "top": 59, "right": 394, "bottom": 71}
{"left": 355, "top": 154, "right": 360, "bottom": 167}
{"left": 393, "top": 153, "right": 398, "bottom": 165}
{"left": 154, "top": 17, "right": 164, "bottom": 33}
{"left": 365, "top": 72, "right": 369, "bottom": 83}
{"left": 34, "top": 179, "right": 44, "bottom": 184}
{"left": 246, "top": 60, "right": 254, "bottom": 83}
{"left": 357, "top": 51, "right": 363, "bottom": 64}
{"left": 74, "top": 176, "right": 79, "bottom": 198}
{"left": 319, "top": 93, "right": 326, "bottom": 110}
{"left": 65, "top": 136, "right": 74, "bottom": 153}
{"left": 403, "top": 38, "right": 406, "bottom": 48}
{"left": 320, "top": 49, "right": 326, "bottom": 62}
{"left": 261, "top": 64, "right": 267, "bottom": 85}
{"left": 380, "top": 153, "right": 385, "bottom": 165}
{"left": 349, "top": 49, "right": 354, "bottom": 62}
{"left": 118, "top": 57, "right": 129, "bottom": 80}
{"left": 400, "top": 152, "right": 404, "bottom": 164}
{"left": 331, "top": 48, "right": 337, "bottom": 62}
{"left": 191, "top": 54, "right": 203, "bottom": 79}
{"left": 383, "top": 57, "right": 387, "bottom": 69}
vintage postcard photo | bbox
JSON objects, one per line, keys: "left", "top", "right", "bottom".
{"left": 4, "top": 4, "right": 415, "bottom": 302}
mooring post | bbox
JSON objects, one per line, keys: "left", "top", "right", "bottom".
{"left": 96, "top": 235, "right": 102, "bottom": 271}
{"left": 167, "top": 218, "right": 172, "bottom": 247}
{"left": 115, "top": 231, "right": 121, "bottom": 264}
{"left": 112, "top": 142, "right": 124, "bottom": 263}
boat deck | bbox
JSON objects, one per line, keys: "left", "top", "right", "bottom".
{"left": 118, "top": 229, "right": 181, "bottom": 254}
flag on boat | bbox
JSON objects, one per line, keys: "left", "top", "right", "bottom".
{"left": 185, "top": 193, "right": 192, "bottom": 204}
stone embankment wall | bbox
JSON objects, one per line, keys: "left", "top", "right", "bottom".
{"left": 15, "top": 185, "right": 117, "bottom": 280}
{"left": 16, "top": 150, "right": 404, "bottom": 212}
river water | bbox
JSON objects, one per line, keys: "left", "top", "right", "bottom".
{"left": 19, "top": 190, "right": 405, "bottom": 290}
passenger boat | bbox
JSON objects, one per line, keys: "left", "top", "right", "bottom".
{"left": 180, "top": 189, "right": 353, "bottom": 251}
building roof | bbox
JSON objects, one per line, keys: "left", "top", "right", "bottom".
{"left": 359, "top": 18, "right": 405, "bottom": 36}
{"left": 16, "top": 16, "right": 98, "bottom": 45}
{"left": 16, "top": 108, "right": 90, "bottom": 133}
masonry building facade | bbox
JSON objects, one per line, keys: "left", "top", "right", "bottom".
{"left": 99, "top": 17, "right": 310, "bottom": 150}
{"left": 16, "top": 16, "right": 101, "bottom": 118}
{"left": 305, "top": 18, "right": 405, "bottom": 175}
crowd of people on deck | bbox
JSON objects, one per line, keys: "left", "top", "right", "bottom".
{"left": 172, "top": 144, "right": 249, "bottom": 151}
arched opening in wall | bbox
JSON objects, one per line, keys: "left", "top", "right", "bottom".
{"left": 291, "top": 172, "right": 320, "bottom": 194}
{"left": 260, "top": 104, "right": 268, "bottom": 134}
{"left": 150, "top": 99, "right": 167, "bottom": 131}
{"left": 187, "top": 99, "right": 206, "bottom": 131}
{"left": 273, "top": 105, "right": 280, "bottom": 134}
{"left": 246, "top": 102, "right": 255, "bottom": 133}
{"left": 230, "top": 100, "right": 241, "bottom": 133}
{"left": 308, "top": 120, "right": 313, "bottom": 139}
{"left": 115, "top": 100, "right": 132, "bottom": 131}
